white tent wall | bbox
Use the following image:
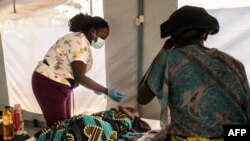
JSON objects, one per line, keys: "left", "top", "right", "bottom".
{"left": 103, "top": 0, "right": 177, "bottom": 119}
{"left": 206, "top": 7, "right": 250, "bottom": 81}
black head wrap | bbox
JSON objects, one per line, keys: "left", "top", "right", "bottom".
{"left": 160, "top": 5, "right": 219, "bottom": 38}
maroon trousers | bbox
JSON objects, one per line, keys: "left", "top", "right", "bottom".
{"left": 32, "top": 71, "right": 72, "bottom": 126}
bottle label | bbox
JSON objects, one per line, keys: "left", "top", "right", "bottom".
{"left": 3, "top": 114, "right": 13, "bottom": 125}
{"left": 13, "top": 109, "right": 24, "bottom": 135}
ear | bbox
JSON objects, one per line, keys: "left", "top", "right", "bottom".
{"left": 87, "top": 28, "right": 97, "bottom": 41}
{"left": 89, "top": 28, "right": 96, "bottom": 34}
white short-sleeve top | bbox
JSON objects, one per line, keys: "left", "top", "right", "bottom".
{"left": 35, "top": 32, "right": 93, "bottom": 86}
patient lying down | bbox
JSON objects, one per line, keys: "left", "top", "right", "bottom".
{"left": 34, "top": 106, "right": 151, "bottom": 141}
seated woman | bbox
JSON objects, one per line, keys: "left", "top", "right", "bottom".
{"left": 34, "top": 106, "right": 151, "bottom": 141}
{"left": 137, "top": 5, "right": 250, "bottom": 141}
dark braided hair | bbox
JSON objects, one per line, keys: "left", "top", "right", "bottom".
{"left": 68, "top": 13, "right": 109, "bottom": 34}
{"left": 91, "top": 16, "right": 109, "bottom": 30}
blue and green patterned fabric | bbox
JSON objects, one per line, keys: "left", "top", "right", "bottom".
{"left": 143, "top": 44, "right": 250, "bottom": 140}
{"left": 92, "top": 108, "right": 132, "bottom": 136}
{"left": 34, "top": 108, "right": 135, "bottom": 141}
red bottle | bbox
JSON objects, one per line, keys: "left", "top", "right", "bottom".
{"left": 13, "top": 104, "right": 24, "bottom": 135}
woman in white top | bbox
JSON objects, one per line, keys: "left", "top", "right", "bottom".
{"left": 32, "top": 13, "right": 125, "bottom": 127}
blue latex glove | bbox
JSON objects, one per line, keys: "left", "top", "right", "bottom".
{"left": 108, "top": 88, "right": 125, "bottom": 102}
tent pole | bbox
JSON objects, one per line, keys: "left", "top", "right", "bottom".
{"left": 138, "top": 0, "right": 144, "bottom": 82}
{"left": 90, "top": 0, "right": 93, "bottom": 15}
{"left": 13, "top": 0, "right": 16, "bottom": 13}
{"left": 137, "top": 0, "right": 144, "bottom": 115}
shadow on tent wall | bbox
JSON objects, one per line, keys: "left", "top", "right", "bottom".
{"left": 23, "top": 110, "right": 47, "bottom": 128}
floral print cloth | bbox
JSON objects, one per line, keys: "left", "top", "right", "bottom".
{"left": 34, "top": 108, "right": 146, "bottom": 141}
{"left": 35, "top": 32, "right": 93, "bottom": 86}
{"left": 143, "top": 44, "right": 250, "bottom": 140}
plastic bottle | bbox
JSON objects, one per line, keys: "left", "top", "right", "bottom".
{"left": 0, "top": 118, "right": 3, "bottom": 136}
{"left": 2, "top": 106, "right": 14, "bottom": 140}
{"left": 13, "top": 104, "right": 25, "bottom": 135}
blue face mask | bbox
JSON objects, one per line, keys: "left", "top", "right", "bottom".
{"left": 91, "top": 37, "right": 105, "bottom": 49}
